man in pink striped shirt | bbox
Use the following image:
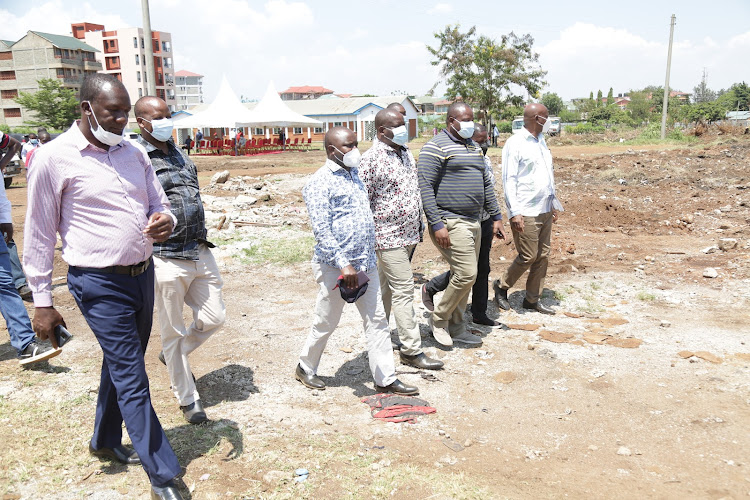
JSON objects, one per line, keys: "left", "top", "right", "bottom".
{"left": 23, "top": 74, "right": 184, "bottom": 500}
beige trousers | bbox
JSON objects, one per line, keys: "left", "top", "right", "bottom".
{"left": 298, "top": 262, "right": 397, "bottom": 387}
{"left": 500, "top": 211, "right": 553, "bottom": 303}
{"left": 154, "top": 245, "right": 226, "bottom": 406}
{"left": 376, "top": 245, "right": 421, "bottom": 356}
{"left": 429, "top": 218, "right": 481, "bottom": 337}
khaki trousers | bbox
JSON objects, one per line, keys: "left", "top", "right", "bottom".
{"left": 298, "top": 262, "right": 397, "bottom": 387}
{"left": 429, "top": 218, "right": 481, "bottom": 336}
{"left": 500, "top": 212, "right": 553, "bottom": 303}
{"left": 154, "top": 245, "right": 226, "bottom": 406}
{"left": 376, "top": 245, "right": 421, "bottom": 356}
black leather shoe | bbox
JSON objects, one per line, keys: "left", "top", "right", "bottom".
{"left": 399, "top": 352, "right": 444, "bottom": 370}
{"left": 89, "top": 442, "right": 141, "bottom": 465}
{"left": 421, "top": 284, "right": 435, "bottom": 312}
{"left": 151, "top": 481, "right": 184, "bottom": 500}
{"left": 295, "top": 364, "right": 325, "bottom": 390}
{"left": 375, "top": 378, "right": 419, "bottom": 395}
{"left": 522, "top": 299, "right": 556, "bottom": 315}
{"left": 472, "top": 316, "right": 503, "bottom": 328}
{"left": 493, "top": 281, "right": 510, "bottom": 310}
{"left": 180, "top": 399, "right": 209, "bottom": 424}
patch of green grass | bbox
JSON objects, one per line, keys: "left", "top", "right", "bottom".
{"left": 590, "top": 282, "right": 601, "bottom": 291}
{"left": 240, "top": 235, "right": 315, "bottom": 265}
{"left": 580, "top": 293, "right": 604, "bottom": 314}
{"left": 211, "top": 235, "right": 244, "bottom": 247}
{"left": 637, "top": 291, "right": 656, "bottom": 301}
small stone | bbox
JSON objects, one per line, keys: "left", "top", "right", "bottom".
{"left": 199, "top": 474, "right": 211, "bottom": 481}
{"left": 617, "top": 446, "right": 632, "bottom": 456}
{"left": 262, "top": 470, "right": 287, "bottom": 486}
{"left": 660, "top": 320, "right": 671, "bottom": 328}
{"left": 680, "top": 214, "right": 694, "bottom": 224}
{"left": 211, "top": 170, "right": 231, "bottom": 184}
{"left": 588, "top": 445, "right": 598, "bottom": 451}
{"left": 259, "top": 193, "right": 272, "bottom": 202}
{"left": 463, "top": 439, "right": 473, "bottom": 448}
{"left": 701, "top": 246, "right": 718, "bottom": 254}
{"left": 604, "top": 226, "right": 617, "bottom": 232}
{"left": 438, "top": 429, "right": 446, "bottom": 436}
{"left": 718, "top": 238, "right": 737, "bottom": 251}
{"left": 703, "top": 268, "right": 719, "bottom": 278}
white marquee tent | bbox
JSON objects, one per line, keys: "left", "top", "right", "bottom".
{"left": 173, "top": 75, "right": 255, "bottom": 129}
{"left": 240, "top": 82, "right": 322, "bottom": 128}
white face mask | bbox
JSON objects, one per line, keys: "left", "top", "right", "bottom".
{"left": 334, "top": 146, "right": 361, "bottom": 168}
{"left": 83, "top": 101, "right": 124, "bottom": 147}
{"left": 538, "top": 116, "right": 551, "bottom": 135}
{"left": 452, "top": 119, "right": 475, "bottom": 139}
{"left": 386, "top": 125, "right": 408, "bottom": 146}
{"left": 141, "top": 117, "right": 174, "bottom": 142}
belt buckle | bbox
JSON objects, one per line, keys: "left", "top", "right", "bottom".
{"left": 130, "top": 262, "right": 144, "bottom": 277}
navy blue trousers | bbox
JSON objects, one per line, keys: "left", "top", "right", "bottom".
{"left": 67, "top": 266, "right": 181, "bottom": 487}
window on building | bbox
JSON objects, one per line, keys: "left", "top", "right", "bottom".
{"left": 56, "top": 68, "right": 65, "bottom": 78}
{"left": 133, "top": 37, "right": 138, "bottom": 48}
{"left": 272, "top": 127, "right": 281, "bottom": 134}
{"left": 0, "top": 52, "right": 13, "bottom": 61}
{"left": 135, "top": 54, "right": 139, "bottom": 65}
{"left": 140, "top": 37, "right": 145, "bottom": 49}
{"left": 157, "top": 74, "right": 163, "bottom": 85}
{"left": 162, "top": 41, "right": 169, "bottom": 52}
{"left": 293, "top": 127, "right": 302, "bottom": 134}
{"left": 136, "top": 71, "right": 141, "bottom": 82}
{"left": 254, "top": 128, "right": 263, "bottom": 135}
{"left": 3, "top": 108, "right": 21, "bottom": 118}
{"left": 1, "top": 89, "right": 18, "bottom": 99}
{"left": 138, "top": 88, "right": 143, "bottom": 98}
{"left": 333, "top": 122, "right": 343, "bottom": 127}
{"left": 314, "top": 127, "right": 324, "bottom": 133}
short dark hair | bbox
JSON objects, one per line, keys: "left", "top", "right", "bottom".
{"left": 80, "top": 73, "right": 127, "bottom": 103}
{"left": 474, "top": 123, "right": 487, "bottom": 134}
{"left": 446, "top": 102, "right": 471, "bottom": 123}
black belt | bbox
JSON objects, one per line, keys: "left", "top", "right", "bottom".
{"left": 72, "top": 257, "right": 152, "bottom": 277}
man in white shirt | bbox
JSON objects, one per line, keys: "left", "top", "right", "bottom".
{"left": 21, "top": 134, "right": 38, "bottom": 166}
{"left": 494, "top": 103, "right": 559, "bottom": 315}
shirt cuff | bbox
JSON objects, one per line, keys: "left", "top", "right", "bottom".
{"left": 165, "top": 212, "right": 178, "bottom": 228}
{"left": 508, "top": 208, "right": 522, "bottom": 218}
{"left": 334, "top": 255, "right": 350, "bottom": 270}
{"left": 430, "top": 221, "right": 445, "bottom": 232}
{"left": 491, "top": 213, "right": 503, "bottom": 221}
{"left": 32, "top": 291, "right": 53, "bottom": 308}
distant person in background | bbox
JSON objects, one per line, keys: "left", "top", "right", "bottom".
{"left": 21, "top": 133, "right": 38, "bottom": 166}
{"left": 183, "top": 134, "right": 192, "bottom": 155}
{"left": 494, "top": 103, "right": 560, "bottom": 316}
{"left": 422, "top": 124, "right": 503, "bottom": 327}
{"left": 278, "top": 128, "right": 286, "bottom": 151}
{"left": 492, "top": 124, "right": 499, "bottom": 147}
{"left": 23, "top": 131, "right": 51, "bottom": 170}
{"left": 195, "top": 130, "right": 203, "bottom": 152}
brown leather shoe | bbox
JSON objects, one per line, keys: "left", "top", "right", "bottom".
{"left": 399, "top": 352, "right": 444, "bottom": 370}
{"left": 295, "top": 364, "right": 325, "bottom": 390}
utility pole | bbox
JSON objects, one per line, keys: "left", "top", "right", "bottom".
{"left": 660, "top": 14, "right": 676, "bottom": 140}
{"left": 142, "top": 0, "right": 156, "bottom": 96}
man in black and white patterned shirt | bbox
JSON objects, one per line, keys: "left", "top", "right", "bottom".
{"left": 135, "top": 96, "right": 226, "bottom": 425}
{"left": 359, "top": 109, "right": 443, "bottom": 370}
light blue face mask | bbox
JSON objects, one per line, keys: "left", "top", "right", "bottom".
{"left": 386, "top": 125, "right": 408, "bottom": 146}
{"left": 452, "top": 119, "right": 475, "bottom": 139}
{"left": 142, "top": 117, "right": 174, "bottom": 142}
{"left": 30, "top": 139, "right": 39, "bottom": 145}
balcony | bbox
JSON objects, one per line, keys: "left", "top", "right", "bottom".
{"left": 83, "top": 59, "right": 102, "bottom": 70}
{"left": 59, "top": 76, "right": 82, "bottom": 85}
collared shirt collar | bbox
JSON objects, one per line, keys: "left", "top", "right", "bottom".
{"left": 69, "top": 120, "right": 125, "bottom": 153}
{"left": 325, "top": 158, "right": 347, "bottom": 173}
{"left": 521, "top": 127, "right": 542, "bottom": 143}
{"left": 136, "top": 134, "right": 172, "bottom": 153}
{"left": 444, "top": 127, "right": 473, "bottom": 145}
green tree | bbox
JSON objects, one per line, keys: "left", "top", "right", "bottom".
{"left": 607, "top": 87, "right": 614, "bottom": 106}
{"left": 15, "top": 78, "right": 79, "bottom": 130}
{"left": 680, "top": 102, "right": 725, "bottom": 124}
{"left": 428, "top": 24, "right": 547, "bottom": 125}
{"left": 559, "top": 108, "right": 580, "bottom": 122}
{"left": 627, "top": 91, "right": 653, "bottom": 123}
{"left": 541, "top": 92, "right": 564, "bottom": 116}
{"left": 716, "top": 81, "right": 750, "bottom": 111}
{"left": 693, "top": 73, "right": 716, "bottom": 103}
{"left": 596, "top": 89, "right": 603, "bottom": 107}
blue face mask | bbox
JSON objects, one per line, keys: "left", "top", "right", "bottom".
{"left": 30, "top": 139, "right": 39, "bottom": 145}
{"left": 386, "top": 125, "right": 408, "bottom": 146}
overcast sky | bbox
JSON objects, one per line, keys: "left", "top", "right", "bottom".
{"left": 2, "top": 0, "right": 749, "bottom": 103}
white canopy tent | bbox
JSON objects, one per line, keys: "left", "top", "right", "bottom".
{"left": 240, "top": 82, "right": 322, "bottom": 128}
{"left": 173, "top": 75, "right": 255, "bottom": 129}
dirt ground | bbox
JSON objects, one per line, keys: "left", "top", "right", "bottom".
{"left": 1, "top": 133, "right": 749, "bottom": 499}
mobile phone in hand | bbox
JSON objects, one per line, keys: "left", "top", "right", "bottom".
{"left": 54, "top": 325, "right": 73, "bottom": 348}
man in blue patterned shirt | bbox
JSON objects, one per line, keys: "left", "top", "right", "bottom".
{"left": 135, "top": 96, "right": 226, "bottom": 425}
{"left": 295, "top": 126, "right": 419, "bottom": 396}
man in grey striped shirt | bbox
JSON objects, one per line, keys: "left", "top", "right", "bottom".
{"left": 418, "top": 103, "right": 506, "bottom": 347}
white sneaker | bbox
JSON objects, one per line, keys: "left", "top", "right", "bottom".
{"left": 431, "top": 323, "right": 453, "bottom": 346}
{"left": 452, "top": 330, "right": 483, "bottom": 346}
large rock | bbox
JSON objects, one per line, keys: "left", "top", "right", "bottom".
{"left": 233, "top": 195, "right": 258, "bottom": 208}
{"left": 211, "top": 170, "right": 230, "bottom": 184}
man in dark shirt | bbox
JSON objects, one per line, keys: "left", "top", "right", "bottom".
{"left": 418, "top": 103, "right": 505, "bottom": 347}
{"left": 135, "top": 96, "right": 226, "bottom": 425}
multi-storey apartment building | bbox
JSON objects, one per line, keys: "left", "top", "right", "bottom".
{"left": 72, "top": 22, "right": 176, "bottom": 125}
{"left": 0, "top": 31, "right": 101, "bottom": 128}
{"left": 174, "top": 70, "right": 203, "bottom": 111}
